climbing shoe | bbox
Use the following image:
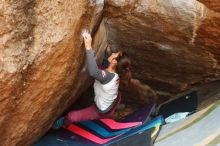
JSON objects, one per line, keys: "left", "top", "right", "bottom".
{"left": 52, "top": 117, "right": 64, "bottom": 130}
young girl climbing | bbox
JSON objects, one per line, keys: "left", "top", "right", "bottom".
{"left": 53, "top": 30, "right": 131, "bottom": 129}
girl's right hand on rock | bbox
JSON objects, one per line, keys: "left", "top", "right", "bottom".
{"left": 82, "top": 29, "right": 92, "bottom": 50}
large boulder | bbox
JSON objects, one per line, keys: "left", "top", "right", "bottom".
{"left": 105, "top": 0, "right": 220, "bottom": 94}
{"left": 0, "top": 0, "right": 105, "bottom": 146}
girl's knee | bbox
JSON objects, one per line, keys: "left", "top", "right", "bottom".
{"left": 66, "top": 111, "right": 78, "bottom": 122}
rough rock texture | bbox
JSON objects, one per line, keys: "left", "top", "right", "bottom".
{"left": 198, "top": 0, "right": 220, "bottom": 12}
{"left": 0, "top": 0, "right": 220, "bottom": 146}
{"left": 105, "top": 0, "right": 220, "bottom": 94}
{"left": 0, "top": 0, "right": 106, "bottom": 146}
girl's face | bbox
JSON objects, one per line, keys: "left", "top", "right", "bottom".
{"left": 108, "top": 52, "right": 121, "bottom": 66}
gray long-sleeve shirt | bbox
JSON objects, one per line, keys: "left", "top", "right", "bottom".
{"left": 86, "top": 49, "right": 115, "bottom": 84}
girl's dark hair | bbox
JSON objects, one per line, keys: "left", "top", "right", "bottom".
{"left": 115, "top": 51, "right": 158, "bottom": 104}
{"left": 116, "top": 51, "right": 131, "bottom": 87}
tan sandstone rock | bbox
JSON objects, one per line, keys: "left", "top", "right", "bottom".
{"left": 0, "top": 0, "right": 105, "bottom": 146}
{"left": 105, "top": 0, "right": 220, "bottom": 94}
{"left": 198, "top": 0, "right": 220, "bottom": 12}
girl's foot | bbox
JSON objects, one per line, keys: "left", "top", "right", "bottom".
{"left": 52, "top": 117, "right": 64, "bottom": 130}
